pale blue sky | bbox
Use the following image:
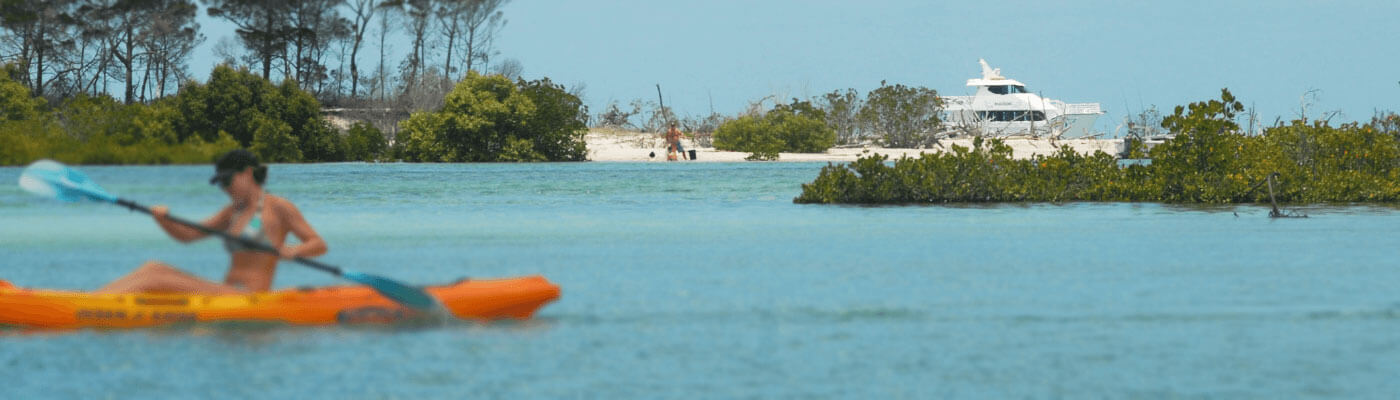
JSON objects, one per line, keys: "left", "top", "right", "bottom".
{"left": 192, "top": 0, "right": 1400, "bottom": 135}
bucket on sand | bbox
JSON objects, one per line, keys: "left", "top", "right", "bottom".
{"left": 688, "top": 149, "right": 697, "bottom": 160}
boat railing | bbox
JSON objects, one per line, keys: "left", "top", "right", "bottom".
{"left": 1062, "top": 103, "right": 1103, "bottom": 115}
{"left": 941, "top": 96, "right": 975, "bottom": 106}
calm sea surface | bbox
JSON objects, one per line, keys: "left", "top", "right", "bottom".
{"left": 1, "top": 162, "right": 1398, "bottom": 399}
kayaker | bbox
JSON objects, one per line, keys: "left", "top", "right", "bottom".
{"left": 665, "top": 122, "right": 687, "bottom": 160}
{"left": 95, "top": 149, "right": 327, "bottom": 294}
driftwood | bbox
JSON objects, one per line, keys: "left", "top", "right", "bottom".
{"left": 1263, "top": 172, "right": 1307, "bottom": 218}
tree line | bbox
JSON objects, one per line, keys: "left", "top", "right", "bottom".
{"left": 0, "top": 0, "right": 510, "bottom": 109}
{"left": 0, "top": 63, "right": 588, "bottom": 165}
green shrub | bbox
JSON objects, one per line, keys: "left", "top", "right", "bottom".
{"left": 396, "top": 72, "right": 588, "bottom": 162}
{"left": 517, "top": 77, "right": 589, "bottom": 161}
{"left": 713, "top": 115, "right": 784, "bottom": 160}
{"left": 344, "top": 122, "right": 388, "bottom": 162}
{"left": 0, "top": 84, "right": 240, "bottom": 165}
{"left": 165, "top": 64, "right": 343, "bottom": 162}
{"left": 858, "top": 81, "right": 942, "bottom": 148}
{"left": 712, "top": 103, "right": 835, "bottom": 160}
{"left": 249, "top": 114, "right": 302, "bottom": 162}
{"left": 1, "top": 65, "right": 44, "bottom": 122}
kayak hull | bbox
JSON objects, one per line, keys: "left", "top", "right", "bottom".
{"left": 0, "top": 276, "right": 560, "bottom": 330}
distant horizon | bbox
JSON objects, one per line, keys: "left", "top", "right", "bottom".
{"left": 181, "top": 0, "right": 1399, "bottom": 136}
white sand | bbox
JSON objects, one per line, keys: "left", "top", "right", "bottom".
{"left": 585, "top": 129, "right": 1126, "bottom": 163}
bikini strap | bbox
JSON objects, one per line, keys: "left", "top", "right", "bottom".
{"left": 230, "top": 193, "right": 266, "bottom": 228}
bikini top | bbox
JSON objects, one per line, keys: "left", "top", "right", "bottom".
{"left": 224, "top": 195, "right": 269, "bottom": 253}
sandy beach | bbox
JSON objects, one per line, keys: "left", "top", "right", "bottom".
{"left": 585, "top": 129, "right": 1126, "bottom": 163}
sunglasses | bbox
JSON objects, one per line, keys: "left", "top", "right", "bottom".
{"left": 214, "top": 172, "right": 234, "bottom": 188}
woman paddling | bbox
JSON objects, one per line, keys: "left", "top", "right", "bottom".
{"left": 96, "top": 149, "right": 326, "bottom": 294}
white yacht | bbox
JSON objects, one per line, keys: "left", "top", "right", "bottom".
{"left": 940, "top": 59, "right": 1104, "bottom": 139}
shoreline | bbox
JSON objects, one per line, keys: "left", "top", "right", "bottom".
{"left": 585, "top": 129, "right": 1126, "bottom": 163}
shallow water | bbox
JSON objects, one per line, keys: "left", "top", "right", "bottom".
{"left": 2, "top": 162, "right": 1398, "bottom": 399}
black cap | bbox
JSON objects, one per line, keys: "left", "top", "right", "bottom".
{"left": 210, "top": 149, "right": 260, "bottom": 184}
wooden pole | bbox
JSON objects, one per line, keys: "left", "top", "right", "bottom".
{"left": 656, "top": 84, "right": 668, "bottom": 128}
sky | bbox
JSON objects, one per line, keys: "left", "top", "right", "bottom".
{"left": 190, "top": 0, "right": 1400, "bottom": 136}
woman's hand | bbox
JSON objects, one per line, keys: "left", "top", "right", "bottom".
{"left": 279, "top": 245, "right": 299, "bottom": 260}
{"left": 150, "top": 205, "right": 170, "bottom": 221}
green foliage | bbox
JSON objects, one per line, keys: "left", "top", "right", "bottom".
{"left": 277, "top": 80, "right": 343, "bottom": 162}
{"left": 397, "top": 112, "right": 450, "bottom": 161}
{"left": 770, "top": 110, "right": 836, "bottom": 153}
{"left": 0, "top": 65, "right": 44, "bottom": 122}
{"left": 1251, "top": 119, "right": 1400, "bottom": 202}
{"left": 796, "top": 138, "right": 1132, "bottom": 203}
{"left": 498, "top": 137, "right": 548, "bottom": 162}
{"left": 516, "top": 77, "right": 590, "bottom": 161}
{"left": 713, "top": 115, "right": 784, "bottom": 161}
{"left": 2, "top": 60, "right": 590, "bottom": 165}
{"left": 772, "top": 98, "right": 827, "bottom": 122}
{"left": 54, "top": 95, "right": 180, "bottom": 146}
{"left": 396, "top": 72, "right": 588, "bottom": 162}
{"left": 0, "top": 119, "right": 54, "bottom": 165}
{"left": 166, "top": 65, "right": 344, "bottom": 162}
{"left": 168, "top": 64, "right": 268, "bottom": 144}
{"left": 858, "top": 81, "right": 942, "bottom": 148}
{"left": 798, "top": 89, "right": 1400, "bottom": 205}
{"left": 397, "top": 72, "right": 529, "bottom": 162}
{"left": 343, "top": 122, "right": 388, "bottom": 162}
{"left": 1148, "top": 88, "right": 1249, "bottom": 202}
{"left": 0, "top": 85, "right": 239, "bottom": 165}
{"left": 249, "top": 114, "right": 302, "bottom": 162}
{"left": 713, "top": 99, "right": 836, "bottom": 160}
{"left": 820, "top": 88, "right": 863, "bottom": 145}
{"left": 0, "top": 63, "right": 328, "bottom": 165}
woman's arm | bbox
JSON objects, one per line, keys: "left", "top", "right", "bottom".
{"left": 274, "top": 198, "right": 327, "bottom": 259}
{"left": 152, "top": 205, "right": 230, "bottom": 243}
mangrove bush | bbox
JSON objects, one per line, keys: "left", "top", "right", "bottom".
{"left": 797, "top": 89, "right": 1400, "bottom": 204}
{"left": 712, "top": 99, "right": 836, "bottom": 160}
{"left": 394, "top": 72, "right": 589, "bottom": 162}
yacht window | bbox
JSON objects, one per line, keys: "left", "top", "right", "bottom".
{"left": 976, "top": 111, "right": 1047, "bottom": 122}
{"left": 1009, "top": 85, "right": 1028, "bottom": 94}
{"left": 988, "top": 86, "right": 1008, "bottom": 95}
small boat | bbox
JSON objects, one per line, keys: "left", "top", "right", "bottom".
{"left": 941, "top": 59, "right": 1105, "bottom": 139}
{"left": 0, "top": 276, "right": 560, "bottom": 330}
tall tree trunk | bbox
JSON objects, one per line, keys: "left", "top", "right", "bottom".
{"left": 444, "top": 25, "right": 455, "bottom": 82}
{"left": 262, "top": 13, "right": 274, "bottom": 80}
{"left": 350, "top": 49, "right": 360, "bottom": 98}
{"left": 123, "top": 23, "right": 136, "bottom": 104}
{"left": 33, "top": 21, "right": 45, "bottom": 97}
{"left": 377, "top": 17, "right": 386, "bottom": 102}
{"left": 293, "top": 33, "right": 303, "bottom": 84}
{"left": 18, "top": 30, "right": 33, "bottom": 90}
{"left": 465, "top": 28, "right": 475, "bottom": 75}
{"left": 139, "top": 56, "right": 151, "bottom": 102}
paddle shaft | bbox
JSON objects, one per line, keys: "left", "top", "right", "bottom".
{"left": 112, "top": 198, "right": 345, "bottom": 277}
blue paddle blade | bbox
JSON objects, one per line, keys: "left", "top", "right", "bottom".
{"left": 341, "top": 269, "right": 439, "bottom": 311}
{"left": 18, "top": 159, "right": 117, "bottom": 203}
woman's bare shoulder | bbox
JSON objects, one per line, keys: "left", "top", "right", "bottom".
{"left": 265, "top": 194, "right": 304, "bottom": 216}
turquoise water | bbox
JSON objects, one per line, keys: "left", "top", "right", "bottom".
{"left": 2, "top": 162, "right": 1399, "bottom": 399}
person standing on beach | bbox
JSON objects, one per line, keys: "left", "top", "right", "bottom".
{"left": 665, "top": 122, "right": 688, "bottom": 160}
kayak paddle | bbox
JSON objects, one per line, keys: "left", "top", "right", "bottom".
{"left": 18, "top": 159, "right": 439, "bottom": 311}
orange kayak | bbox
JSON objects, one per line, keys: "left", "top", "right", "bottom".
{"left": 0, "top": 276, "right": 560, "bottom": 330}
